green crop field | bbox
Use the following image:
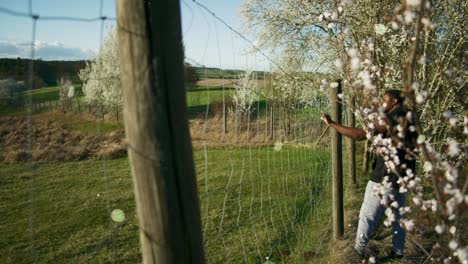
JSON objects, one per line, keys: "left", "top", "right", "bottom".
{"left": 0, "top": 146, "right": 333, "bottom": 263}
{"left": 21, "top": 83, "right": 84, "bottom": 102}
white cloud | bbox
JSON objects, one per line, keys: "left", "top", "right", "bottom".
{"left": 0, "top": 39, "right": 92, "bottom": 60}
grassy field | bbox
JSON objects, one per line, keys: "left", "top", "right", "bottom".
{"left": 0, "top": 146, "right": 333, "bottom": 263}
{"left": 21, "top": 83, "right": 84, "bottom": 102}
{"left": 0, "top": 83, "right": 84, "bottom": 116}
{"left": 0, "top": 82, "right": 346, "bottom": 263}
{"left": 195, "top": 68, "right": 267, "bottom": 80}
{"left": 2, "top": 84, "right": 228, "bottom": 117}
{"left": 0, "top": 158, "right": 139, "bottom": 263}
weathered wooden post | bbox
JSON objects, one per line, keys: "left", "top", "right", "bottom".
{"left": 270, "top": 103, "right": 274, "bottom": 140}
{"left": 77, "top": 98, "right": 81, "bottom": 114}
{"left": 347, "top": 95, "right": 356, "bottom": 185}
{"left": 115, "top": 107, "right": 119, "bottom": 123}
{"left": 330, "top": 80, "right": 344, "bottom": 240}
{"left": 223, "top": 85, "right": 227, "bottom": 135}
{"left": 362, "top": 141, "right": 370, "bottom": 176}
{"left": 100, "top": 104, "right": 104, "bottom": 119}
{"left": 117, "top": 0, "right": 205, "bottom": 263}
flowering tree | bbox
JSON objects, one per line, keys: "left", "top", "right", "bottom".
{"left": 263, "top": 50, "right": 319, "bottom": 136}
{"left": 232, "top": 71, "right": 258, "bottom": 115}
{"left": 243, "top": 0, "right": 467, "bottom": 262}
{"left": 79, "top": 28, "right": 121, "bottom": 108}
{"left": 230, "top": 71, "right": 259, "bottom": 132}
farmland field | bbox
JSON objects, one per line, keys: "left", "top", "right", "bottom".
{"left": 21, "top": 83, "right": 84, "bottom": 102}
{"left": 1, "top": 81, "right": 344, "bottom": 263}
{"left": 0, "top": 146, "right": 333, "bottom": 263}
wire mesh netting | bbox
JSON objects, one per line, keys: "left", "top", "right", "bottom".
{"left": 0, "top": 0, "right": 343, "bottom": 263}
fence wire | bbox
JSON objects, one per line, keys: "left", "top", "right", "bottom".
{"left": 0, "top": 1, "right": 339, "bottom": 263}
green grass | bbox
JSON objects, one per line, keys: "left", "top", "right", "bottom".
{"left": 0, "top": 146, "right": 333, "bottom": 263}
{"left": 0, "top": 84, "right": 84, "bottom": 117}
{"left": 0, "top": 103, "right": 28, "bottom": 116}
{"left": 186, "top": 86, "right": 234, "bottom": 106}
{"left": 21, "top": 83, "right": 84, "bottom": 102}
{"left": 196, "top": 146, "right": 332, "bottom": 263}
{"left": 195, "top": 69, "right": 267, "bottom": 80}
{"left": 65, "top": 119, "right": 121, "bottom": 134}
{"left": 0, "top": 158, "right": 139, "bottom": 263}
{"left": 186, "top": 86, "right": 236, "bottom": 114}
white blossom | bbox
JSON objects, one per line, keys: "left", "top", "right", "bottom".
{"left": 449, "top": 117, "right": 458, "bottom": 127}
{"left": 404, "top": 10, "right": 416, "bottom": 24}
{"left": 334, "top": 58, "right": 344, "bottom": 69}
{"left": 447, "top": 139, "right": 460, "bottom": 157}
{"left": 403, "top": 219, "right": 415, "bottom": 231}
{"left": 456, "top": 246, "right": 468, "bottom": 263}
{"left": 350, "top": 57, "right": 361, "bottom": 70}
{"left": 406, "top": 0, "right": 421, "bottom": 8}
{"left": 374, "top": 24, "right": 387, "bottom": 35}
{"left": 79, "top": 28, "right": 121, "bottom": 108}
{"left": 435, "top": 224, "right": 445, "bottom": 234}
{"left": 449, "top": 240, "right": 459, "bottom": 251}
{"left": 449, "top": 226, "right": 457, "bottom": 234}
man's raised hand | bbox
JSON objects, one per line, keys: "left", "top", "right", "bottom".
{"left": 320, "top": 114, "right": 333, "bottom": 126}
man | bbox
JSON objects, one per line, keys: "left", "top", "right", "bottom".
{"left": 320, "top": 90, "right": 417, "bottom": 260}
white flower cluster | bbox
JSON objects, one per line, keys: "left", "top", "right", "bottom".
{"left": 79, "top": 28, "right": 121, "bottom": 108}
{"left": 232, "top": 71, "right": 259, "bottom": 115}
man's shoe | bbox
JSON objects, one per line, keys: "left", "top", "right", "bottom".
{"left": 388, "top": 250, "right": 403, "bottom": 260}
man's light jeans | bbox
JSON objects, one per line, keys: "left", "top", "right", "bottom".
{"left": 354, "top": 181, "right": 406, "bottom": 256}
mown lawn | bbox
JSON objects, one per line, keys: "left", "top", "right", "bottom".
{"left": 0, "top": 146, "right": 333, "bottom": 263}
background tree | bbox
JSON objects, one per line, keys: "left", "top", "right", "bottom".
{"left": 184, "top": 62, "right": 199, "bottom": 87}
{"left": 243, "top": 0, "right": 467, "bottom": 262}
{"left": 79, "top": 28, "right": 121, "bottom": 108}
{"left": 231, "top": 70, "right": 259, "bottom": 130}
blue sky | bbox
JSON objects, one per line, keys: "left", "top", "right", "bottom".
{"left": 0, "top": 0, "right": 268, "bottom": 70}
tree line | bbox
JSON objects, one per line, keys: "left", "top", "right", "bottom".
{"left": 0, "top": 58, "right": 86, "bottom": 88}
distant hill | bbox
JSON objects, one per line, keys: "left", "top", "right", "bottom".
{"left": 0, "top": 58, "right": 86, "bottom": 87}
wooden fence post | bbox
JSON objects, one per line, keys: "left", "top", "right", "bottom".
{"left": 362, "top": 142, "right": 370, "bottom": 175}
{"left": 117, "top": 0, "right": 205, "bottom": 263}
{"left": 331, "top": 80, "right": 344, "bottom": 240}
{"left": 100, "top": 104, "right": 104, "bottom": 119}
{"left": 116, "top": 107, "right": 119, "bottom": 122}
{"left": 223, "top": 85, "right": 227, "bottom": 135}
{"left": 347, "top": 95, "right": 356, "bottom": 185}
{"left": 270, "top": 103, "right": 274, "bottom": 140}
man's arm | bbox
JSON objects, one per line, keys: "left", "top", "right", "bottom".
{"left": 321, "top": 114, "right": 367, "bottom": 140}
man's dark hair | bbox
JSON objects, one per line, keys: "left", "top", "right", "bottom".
{"left": 385, "top": 89, "right": 405, "bottom": 104}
